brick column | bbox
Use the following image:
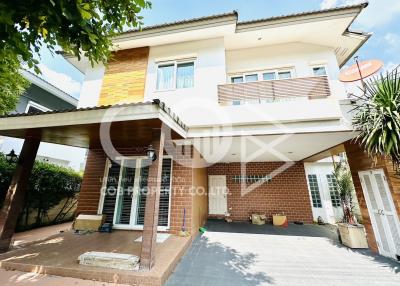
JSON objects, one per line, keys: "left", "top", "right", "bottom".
{"left": 140, "top": 129, "right": 165, "bottom": 270}
{"left": 0, "top": 138, "right": 40, "bottom": 252}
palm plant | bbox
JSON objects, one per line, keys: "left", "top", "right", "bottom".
{"left": 333, "top": 161, "right": 356, "bottom": 224}
{"left": 352, "top": 67, "right": 400, "bottom": 168}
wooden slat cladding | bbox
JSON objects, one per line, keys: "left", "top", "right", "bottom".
{"left": 345, "top": 141, "right": 400, "bottom": 253}
{"left": 218, "top": 75, "right": 330, "bottom": 105}
{"left": 98, "top": 47, "right": 149, "bottom": 106}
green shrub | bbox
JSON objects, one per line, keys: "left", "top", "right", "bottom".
{"left": 0, "top": 154, "right": 14, "bottom": 205}
{"left": 0, "top": 153, "right": 82, "bottom": 231}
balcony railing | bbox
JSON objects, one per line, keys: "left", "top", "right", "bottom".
{"left": 218, "top": 75, "right": 331, "bottom": 105}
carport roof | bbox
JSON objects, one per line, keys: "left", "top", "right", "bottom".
{"left": 0, "top": 100, "right": 188, "bottom": 148}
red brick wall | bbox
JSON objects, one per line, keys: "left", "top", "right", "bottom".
{"left": 169, "top": 159, "right": 193, "bottom": 235}
{"left": 76, "top": 149, "right": 107, "bottom": 215}
{"left": 208, "top": 162, "right": 313, "bottom": 223}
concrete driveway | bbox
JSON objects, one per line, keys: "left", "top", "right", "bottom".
{"left": 166, "top": 220, "right": 400, "bottom": 286}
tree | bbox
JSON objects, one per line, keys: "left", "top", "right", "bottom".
{"left": 0, "top": 0, "right": 151, "bottom": 114}
{"left": 352, "top": 67, "right": 400, "bottom": 167}
{"left": 0, "top": 49, "right": 30, "bottom": 115}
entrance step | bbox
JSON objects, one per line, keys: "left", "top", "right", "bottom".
{"left": 78, "top": 251, "right": 139, "bottom": 271}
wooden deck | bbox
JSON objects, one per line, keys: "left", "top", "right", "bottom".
{"left": 0, "top": 230, "right": 191, "bottom": 286}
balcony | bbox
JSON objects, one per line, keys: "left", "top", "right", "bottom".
{"left": 218, "top": 76, "right": 331, "bottom": 105}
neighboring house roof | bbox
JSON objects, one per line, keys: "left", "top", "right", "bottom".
{"left": 21, "top": 69, "right": 78, "bottom": 107}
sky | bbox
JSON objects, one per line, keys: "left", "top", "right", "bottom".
{"left": 35, "top": 0, "right": 400, "bottom": 99}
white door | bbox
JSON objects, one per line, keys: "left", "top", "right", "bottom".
{"left": 359, "top": 170, "right": 400, "bottom": 259}
{"left": 304, "top": 163, "right": 342, "bottom": 224}
{"left": 208, "top": 175, "right": 228, "bottom": 215}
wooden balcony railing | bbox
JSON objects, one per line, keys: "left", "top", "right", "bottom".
{"left": 218, "top": 75, "right": 331, "bottom": 105}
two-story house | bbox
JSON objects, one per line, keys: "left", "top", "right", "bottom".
{"left": 0, "top": 2, "right": 399, "bottom": 282}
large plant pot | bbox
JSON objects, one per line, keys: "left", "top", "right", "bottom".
{"left": 338, "top": 223, "right": 368, "bottom": 249}
{"left": 273, "top": 214, "right": 288, "bottom": 226}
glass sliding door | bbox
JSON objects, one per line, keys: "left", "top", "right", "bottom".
{"left": 159, "top": 158, "right": 172, "bottom": 226}
{"left": 136, "top": 158, "right": 172, "bottom": 227}
{"left": 102, "top": 160, "right": 121, "bottom": 224}
{"left": 136, "top": 159, "right": 151, "bottom": 225}
{"left": 100, "top": 157, "right": 173, "bottom": 230}
{"left": 114, "top": 159, "right": 136, "bottom": 225}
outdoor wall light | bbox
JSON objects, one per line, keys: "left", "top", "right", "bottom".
{"left": 145, "top": 145, "right": 157, "bottom": 162}
{"left": 6, "top": 149, "right": 19, "bottom": 164}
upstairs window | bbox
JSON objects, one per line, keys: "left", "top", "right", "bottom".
{"left": 230, "top": 68, "right": 294, "bottom": 84}
{"left": 278, "top": 71, "right": 292, "bottom": 79}
{"left": 156, "top": 60, "right": 194, "bottom": 90}
{"left": 176, "top": 62, "right": 194, "bottom": 89}
{"left": 262, "top": 72, "right": 276, "bottom": 81}
{"left": 245, "top": 74, "right": 258, "bottom": 82}
{"left": 157, "top": 64, "right": 175, "bottom": 90}
{"left": 312, "top": 66, "right": 327, "bottom": 76}
{"left": 231, "top": 76, "right": 244, "bottom": 83}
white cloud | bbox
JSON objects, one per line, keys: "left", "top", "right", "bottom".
{"left": 382, "top": 61, "right": 399, "bottom": 74}
{"left": 320, "top": 0, "right": 338, "bottom": 9}
{"left": 38, "top": 64, "right": 82, "bottom": 96}
{"left": 356, "top": 0, "right": 400, "bottom": 29}
{"left": 320, "top": 0, "right": 400, "bottom": 29}
{"left": 384, "top": 33, "right": 400, "bottom": 47}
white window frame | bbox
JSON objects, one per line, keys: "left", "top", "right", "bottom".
{"left": 276, "top": 69, "right": 294, "bottom": 80}
{"left": 25, "top": 101, "right": 51, "bottom": 113}
{"left": 98, "top": 155, "right": 173, "bottom": 231}
{"left": 243, "top": 72, "right": 259, "bottom": 82}
{"left": 310, "top": 64, "right": 328, "bottom": 77}
{"left": 155, "top": 59, "right": 196, "bottom": 91}
{"left": 229, "top": 67, "right": 295, "bottom": 84}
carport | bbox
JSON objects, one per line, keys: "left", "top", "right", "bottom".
{"left": 0, "top": 100, "right": 187, "bottom": 274}
{"left": 166, "top": 220, "right": 400, "bottom": 286}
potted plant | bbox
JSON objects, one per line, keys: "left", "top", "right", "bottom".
{"left": 333, "top": 161, "right": 368, "bottom": 248}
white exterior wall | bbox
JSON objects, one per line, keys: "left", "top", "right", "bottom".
{"left": 78, "top": 64, "right": 105, "bottom": 108}
{"left": 75, "top": 40, "right": 349, "bottom": 130}
{"left": 141, "top": 40, "right": 348, "bottom": 128}
{"left": 144, "top": 38, "right": 226, "bottom": 126}
{"left": 225, "top": 42, "right": 347, "bottom": 98}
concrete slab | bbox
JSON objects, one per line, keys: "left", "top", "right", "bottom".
{"left": 78, "top": 251, "right": 139, "bottom": 270}
{"left": 0, "top": 269, "right": 130, "bottom": 286}
{"left": 166, "top": 220, "right": 400, "bottom": 286}
{"left": 1, "top": 229, "right": 191, "bottom": 285}
{"left": 12, "top": 222, "right": 72, "bottom": 248}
